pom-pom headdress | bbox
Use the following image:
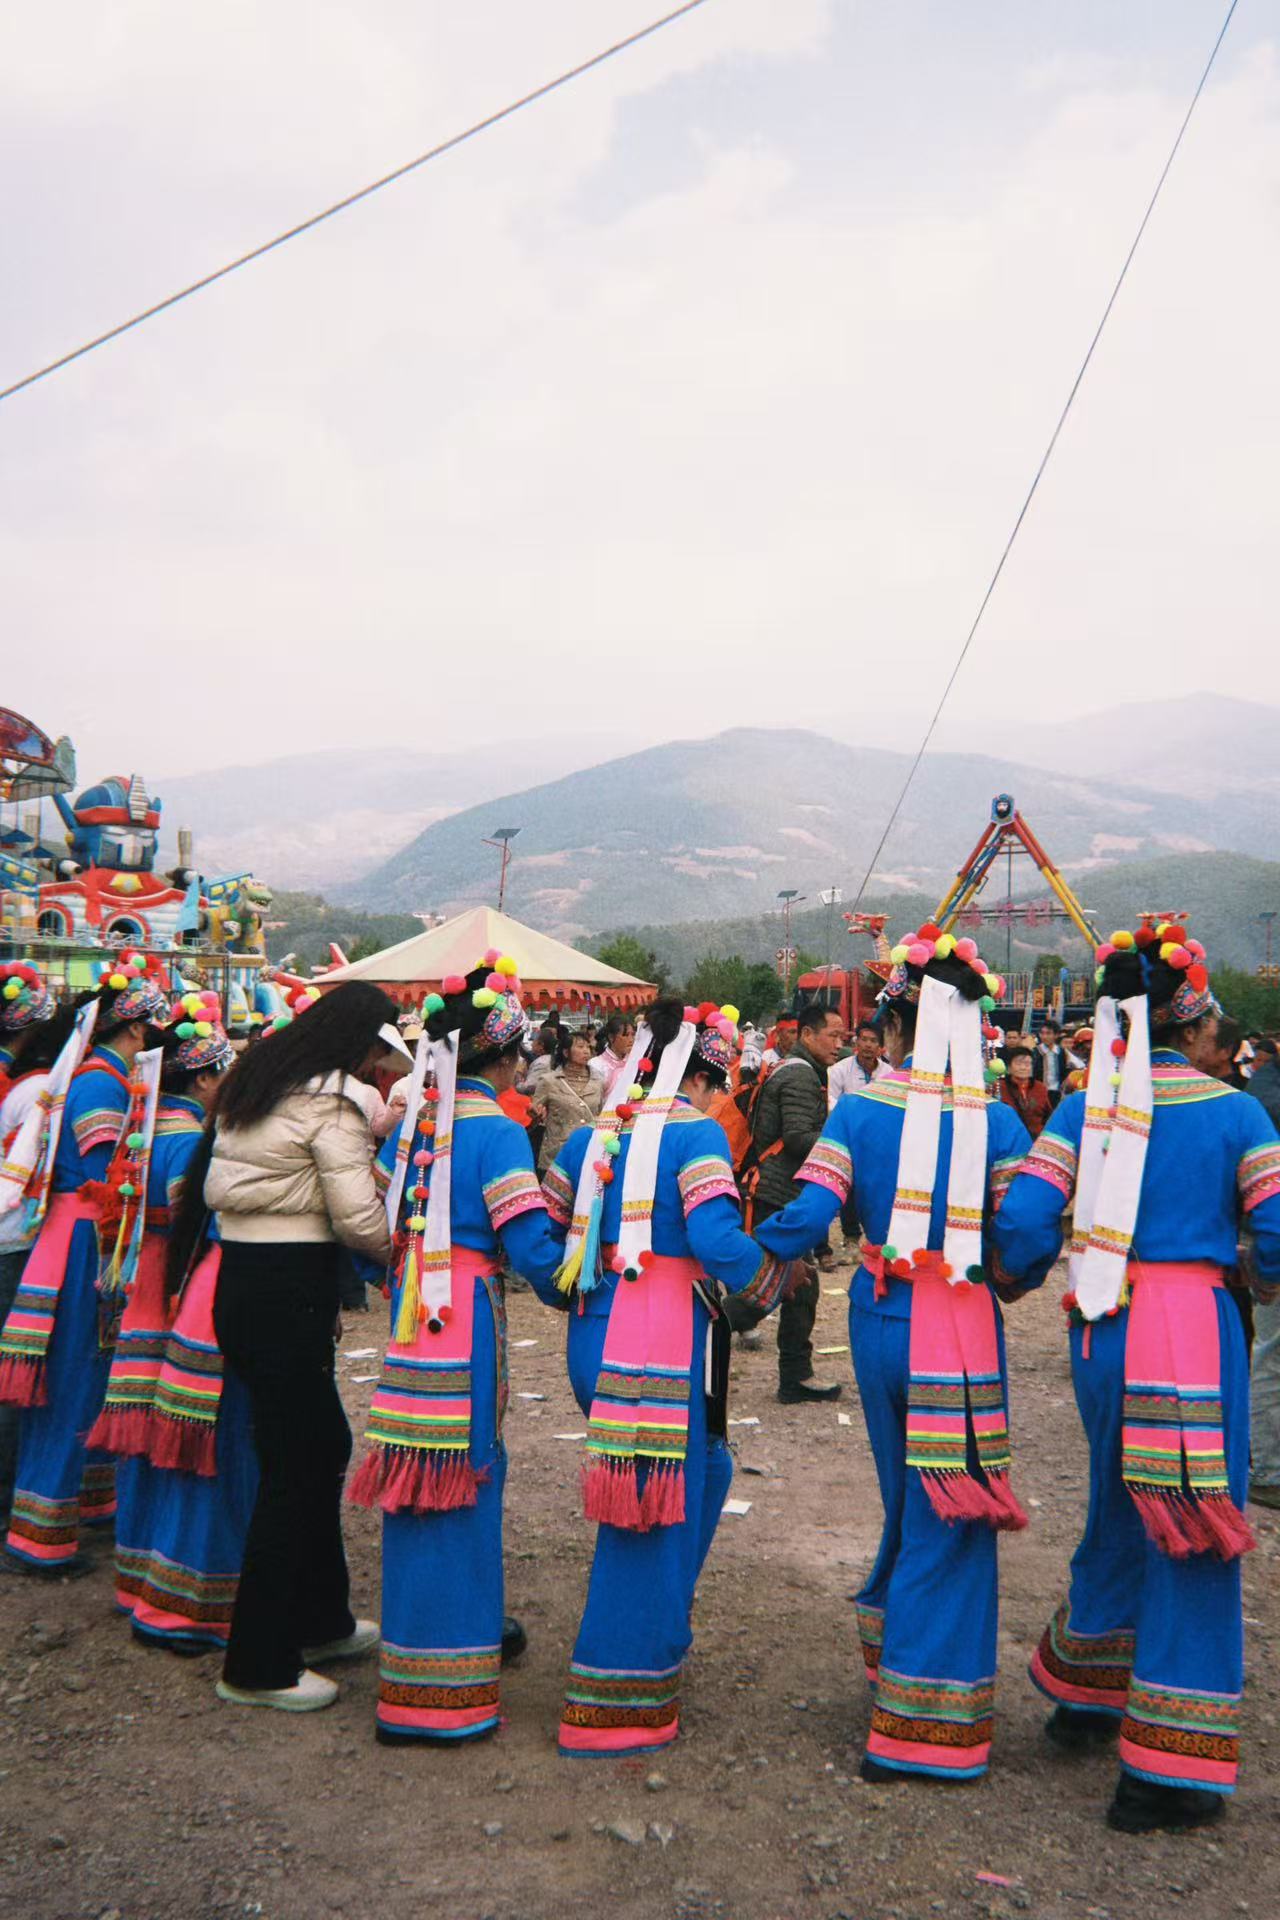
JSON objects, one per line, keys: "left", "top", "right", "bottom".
{"left": 168, "top": 991, "right": 235, "bottom": 1075}
{"left": 96, "top": 951, "right": 169, "bottom": 1029}
{"left": 0, "top": 963, "right": 54, "bottom": 1033}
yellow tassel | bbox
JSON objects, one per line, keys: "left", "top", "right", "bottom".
{"left": 394, "top": 1242, "right": 421, "bottom": 1345}
{"left": 554, "top": 1239, "right": 586, "bottom": 1296}
{"left": 101, "top": 1211, "right": 132, "bottom": 1297}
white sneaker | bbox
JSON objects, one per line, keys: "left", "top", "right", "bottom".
{"left": 215, "top": 1668, "right": 339, "bottom": 1713}
{"left": 303, "top": 1619, "right": 380, "bottom": 1665}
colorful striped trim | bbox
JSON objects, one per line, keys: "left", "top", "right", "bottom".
{"left": 1119, "top": 1674, "right": 1239, "bottom": 1793}
{"left": 116, "top": 1545, "right": 239, "bottom": 1633}
{"left": 72, "top": 1104, "right": 128, "bottom": 1154}
{"left": 797, "top": 1137, "right": 853, "bottom": 1204}
{"left": 1239, "top": 1141, "right": 1280, "bottom": 1213}
{"left": 1020, "top": 1132, "right": 1078, "bottom": 1200}
{"left": 586, "top": 1361, "right": 690, "bottom": 1464}
{"left": 482, "top": 1167, "right": 543, "bottom": 1232}
{"left": 1029, "top": 1601, "right": 1133, "bottom": 1713}
{"left": 988, "top": 1153, "right": 1024, "bottom": 1208}
{"left": 677, "top": 1153, "right": 738, "bottom": 1213}
{"left": 377, "top": 1641, "right": 501, "bottom": 1740}
{"left": 541, "top": 1161, "right": 576, "bottom": 1227}
{"left": 1150, "top": 1065, "right": 1233, "bottom": 1107}
{"left": 735, "top": 1251, "right": 796, "bottom": 1316}
{"left": 867, "top": 1665, "right": 995, "bottom": 1777}
{"left": 856, "top": 1602, "right": 884, "bottom": 1684}
{"left": 560, "top": 1660, "right": 682, "bottom": 1753}
{"left": 364, "top": 1350, "right": 473, "bottom": 1453}
{"left": 860, "top": 1072, "right": 956, "bottom": 1113}
{"left": 6, "top": 1488, "right": 82, "bottom": 1562}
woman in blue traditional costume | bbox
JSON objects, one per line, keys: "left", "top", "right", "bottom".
{"left": 540, "top": 997, "right": 797, "bottom": 1758}
{"left": 752, "top": 928, "right": 1047, "bottom": 1783}
{"left": 993, "top": 921, "right": 1280, "bottom": 1833}
{"left": 91, "top": 992, "right": 242, "bottom": 1648}
{"left": 348, "top": 951, "right": 568, "bottom": 1745}
{"left": 0, "top": 954, "right": 169, "bottom": 1575}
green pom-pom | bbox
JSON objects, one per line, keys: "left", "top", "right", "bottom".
{"left": 423, "top": 992, "right": 445, "bottom": 1016}
{"left": 882, "top": 1244, "right": 898, "bottom": 1263}
{"left": 966, "top": 1264, "right": 985, "bottom": 1283}
{"left": 177, "top": 1021, "right": 196, "bottom": 1039}
{"left": 126, "top": 1132, "right": 145, "bottom": 1151}
{"left": 119, "top": 1182, "right": 136, "bottom": 1199}
{"left": 603, "top": 1137, "right": 621, "bottom": 1157}
{"left": 980, "top": 994, "right": 995, "bottom": 1012}
{"left": 1095, "top": 965, "right": 1105, "bottom": 984}
{"left": 472, "top": 988, "right": 498, "bottom": 1010}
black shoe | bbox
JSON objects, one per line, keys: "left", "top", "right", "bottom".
{"left": 131, "top": 1624, "right": 209, "bottom": 1659}
{"left": 501, "top": 1616, "right": 527, "bottom": 1666}
{"left": 860, "top": 1755, "right": 907, "bottom": 1784}
{"left": 10, "top": 1552, "right": 93, "bottom": 1581}
{"left": 1106, "top": 1772, "right": 1226, "bottom": 1834}
{"left": 1044, "top": 1705, "right": 1119, "bottom": 1752}
{"left": 376, "top": 1721, "right": 497, "bottom": 1747}
{"left": 777, "top": 1380, "right": 843, "bottom": 1404}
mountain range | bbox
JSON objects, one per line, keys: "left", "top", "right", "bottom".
{"left": 343, "top": 715, "right": 1280, "bottom": 937}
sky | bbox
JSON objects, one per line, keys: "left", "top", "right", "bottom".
{"left": 3, "top": 1, "right": 1277, "bottom": 782}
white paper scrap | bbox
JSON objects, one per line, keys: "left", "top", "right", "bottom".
{"left": 345, "top": 1348, "right": 378, "bottom": 1360}
{"left": 816, "top": 1344, "right": 849, "bottom": 1356}
{"left": 352, "top": 1373, "right": 379, "bottom": 1384}
{"left": 511, "top": 1338, "right": 539, "bottom": 1349}
{"left": 727, "top": 1416, "right": 760, "bottom": 1428}
{"left": 722, "top": 1498, "right": 753, "bottom": 1517}
{"left": 518, "top": 1392, "right": 546, "bottom": 1402}
{"left": 836, "top": 1412, "right": 852, "bottom": 1427}
{"left": 554, "top": 1431, "right": 587, "bottom": 1441}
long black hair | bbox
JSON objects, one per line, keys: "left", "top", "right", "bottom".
{"left": 216, "top": 981, "right": 398, "bottom": 1130}
{"left": 6, "top": 1003, "right": 80, "bottom": 1079}
{"left": 643, "top": 997, "right": 729, "bottom": 1092}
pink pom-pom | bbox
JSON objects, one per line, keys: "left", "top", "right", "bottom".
{"left": 684, "top": 1006, "right": 699, "bottom": 1023}
{"left": 609, "top": 1252, "right": 626, "bottom": 1274}
{"left": 413, "top": 1150, "right": 430, "bottom": 1167}
{"left": 955, "top": 938, "right": 978, "bottom": 962}
{"left": 485, "top": 971, "right": 505, "bottom": 992}
{"left": 1095, "top": 943, "right": 1115, "bottom": 963}
{"left": 907, "top": 943, "right": 932, "bottom": 967}
{"left": 1168, "top": 946, "right": 1192, "bottom": 970}
{"left": 1187, "top": 939, "right": 1206, "bottom": 959}
{"left": 441, "top": 974, "right": 466, "bottom": 994}
{"left": 482, "top": 948, "right": 500, "bottom": 967}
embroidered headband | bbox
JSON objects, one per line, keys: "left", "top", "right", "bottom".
{"left": 1094, "top": 922, "right": 1217, "bottom": 1026}
{"left": 0, "top": 963, "right": 54, "bottom": 1032}
{"left": 169, "top": 990, "right": 235, "bottom": 1074}
{"left": 684, "top": 1001, "right": 739, "bottom": 1077}
{"left": 97, "top": 950, "right": 170, "bottom": 1028}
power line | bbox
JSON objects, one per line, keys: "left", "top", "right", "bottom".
{"left": 0, "top": 0, "right": 713, "bottom": 406}
{"left": 849, "top": 0, "right": 1240, "bottom": 913}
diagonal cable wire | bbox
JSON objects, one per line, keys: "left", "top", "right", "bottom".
{"left": 849, "top": 0, "right": 1240, "bottom": 912}
{"left": 0, "top": 0, "right": 712, "bottom": 406}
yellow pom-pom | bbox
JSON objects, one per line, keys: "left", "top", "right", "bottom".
{"left": 1110, "top": 930, "right": 1135, "bottom": 950}
{"left": 194, "top": 1020, "right": 213, "bottom": 1039}
{"left": 629, "top": 1083, "right": 645, "bottom": 1101}
{"left": 2, "top": 980, "right": 20, "bottom": 1001}
{"left": 406, "top": 1214, "right": 427, "bottom": 1231}
{"left": 983, "top": 973, "right": 1000, "bottom": 995}
{"left": 720, "top": 1003, "right": 740, "bottom": 1025}
{"left": 495, "top": 955, "right": 518, "bottom": 977}
{"left": 1159, "top": 942, "right": 1178, "bottom": 962}
{"left": 890, "top": 944, "right": 910, "bottom": 965}
{"left": 934, "top": 934, "right": 956, "bottom": 958}
{"left": 108, "top": 972, "right": 129, "bottom": 991}
{"left": 472, "top": 988, "right": 498, "bottom": 1010}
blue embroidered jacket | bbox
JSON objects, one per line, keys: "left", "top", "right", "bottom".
{"left": 993, "top": 1049, "right": 1280, "bottom": 1285}
{"left": 53, "top": 1042, "right": 132, "bottom": 1191}
{"left": 375, "top": 1076, "right": 564, "bottom": 1306}
{"left": 752, "top": 1064, "right": 1042, "bottom": 1318}
{"left": 149, "top": 1093, "right": 207, "bottom": 1223}
{"left": 544, "top": 1095, "right": 790, "bottom": 1317}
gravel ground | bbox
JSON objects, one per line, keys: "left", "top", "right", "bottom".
{"left": 1, "top": 1252, "right": 1277, "bottom": 1920}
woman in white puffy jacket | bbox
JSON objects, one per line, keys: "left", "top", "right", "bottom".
{"left": 170, "top": 982, "right": 407, "bottom": 1714}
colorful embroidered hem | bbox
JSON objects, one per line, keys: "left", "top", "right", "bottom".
{"left": 559, "top": 1660, "right": 682, "bottom": 1755}
{"left": 147, "top": 1247, "right": 224, "bottom": 1476}
{"left": 0, "top": 1192, "right": 99, "bottom": 1407}
{"left": 6, "top": 1489, "right": 80, "bottom": 1565}
{"left": 1119, "top": 1675, "right": 1240, "bottom": 1794}
{"left": 80, "top": 1458, "right": 117, "bottom": 1525}
{"left": 866, "top": 1665, "right": 995, "bottom": 1778}
{"left": 1029, "top": 1602, "right": 1133, "bottom": 1713}
{"left": 676, "top": 1153, "right": 739, "bottom": 1211}
{"left": 376, "top": 1641, "right": 501, "bottom": 1741}
{"left": 797, "top": 1137, "right": 853, "bottom": 1205}
{"left": 116, "top": 1543, "right": 238, "bottom": 1645}
{"left": 856, "top": 1602, "right": 884, "bottom": 1685}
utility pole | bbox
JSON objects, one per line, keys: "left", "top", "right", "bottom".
{"left": 483, "top": 826, "right": 520, "bottom": 911}
{"left": 819, "top": 886, "right": 842, "bottom": 990}
{"left": 777, "top": 888, "right": 804, "bottom": 1002}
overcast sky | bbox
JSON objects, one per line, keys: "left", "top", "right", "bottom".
{"left": 3, "top": 1, "right": 1276, "bottom": 782}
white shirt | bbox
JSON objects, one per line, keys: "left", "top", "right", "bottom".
{"left": 827, "top": 1053, "right": 889, "bottom": 1108}
{"left": 588, "top": 1050, "right": 629, "bottom": 1099}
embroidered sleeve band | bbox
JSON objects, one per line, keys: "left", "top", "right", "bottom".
{"left": 1238, "top": 1141, "right": 1280, "bottom": 1213}
{"left": 1020, "top": 1133, "right": 1077, "bottom": 1200}
{"left": 483, "top": 1167, "right": 545, "bottom": 1232}
{"left": 677, "top": 1153, "right": 739, "bottom": 1215}
{"left": 736, "top": 1251, "right": 796, "bottom": 1315}
{"left": 541, "top": 1162, "right": 576, "bottom": 1228}
{"left": 72, "top": 1105, "right": 126, "bottom": 1155}
{"left": 796, "top": 1138, "right": 853, "bottom": 1204}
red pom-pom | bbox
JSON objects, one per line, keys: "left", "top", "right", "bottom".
{"left": 1111, "top": 1038, "right": 1127, "bottom": 1058}
{"left": 600, "top": 1167, "right": 614, "bottom": 1185}
{"left": 1134, "top": 926, "right": 1157, "bottom": 948}
{"left": 615, "top": 1103, "right": 634, "bottom": 1121}
{"left": 696, "top": 1003, "right": 717, "bottom": 1022}
{"left": 441, "top": 974, "right": 466, "bottom": 994}
{"left": 637, "top": 1057, "right": 654, "bottom": 1074}
{"left": 438, "top": 1304, "right": 453, "bottom": 1324}
{"left": 381, "top": 1283, "right": 391, "bottom": 1301}
{"left": 1060, "top": 1290, "right": 1077, "bottom": 1314}
{"left": 917, "top": 922, "right": 942, "bottom": 942}
{"left": 1188, "top": 964, "right": 1209, "bottom": 992}
{"left": 425, "top": 1087, "right": 441, "bottom": 1103}
{"left": 638, "top": 1249, "right": 656, "bottom": 1269}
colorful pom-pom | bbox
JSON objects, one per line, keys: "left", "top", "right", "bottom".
{"left": 967, "top": 1265, "right": 986, "bottom": 1284}
{"left": 108, "top": 972, "right": 129, "bottom": 991}
{"left": 638, "top": 1250, "right": 657, "bottom": 1270}
{"left": 934, "top": 933, "right": 956, "bottom": 958}
{"left": 1110, "top": 930, "right": 1135, "bottom": 950}
{"left": 413, "top": 1150, "right": 430, "bottom": 1167}
{"left": 882, "top": 1245, "right": 898, "bottom": 1263}
{"left": 1111, "top": 1038, "right": 1126, "bottom": 1058}
{"left": 955, "top": 938, "right": 978, "bottom": 962}
{"left": 1, "top": 981, "right": 19, "bottom": 1002}
{"left": 1095, "top": 966, "right": 1105, "bottom": 985}
{"left": 1134, "top": 926, "right": 1157, "bottom": 949}
{"left": 890, "top": 944, "right": 910, "bottom": 965}
{"left": 1109, "top": 1072, "right": 1122, "bottom": 1089}
{"left": 1095, "top": 943, "right": 1115, "bottom": 964}
{"left": 628, "top": 1084, "right": 645, "bottom": 1102}
{"left": 720, "top": 1003, "right": 740, "bottom": 1025}
{"left": 615, "top": 1103, "right": 635, "bottom": 1122}
{"left": 637, "top": 1057, "right": 654, "bottom": 1074}
{"left": 1187, "top": 940, "right": 1206, "bottom": 959}
{"left": 683, "top": 1006, "right": 699, "bottom": 1023}
{"left": 603, "top": 1136, "right": 621, "bottom": 1157}
{"left": 176, "top": 1021, "right": 196, "bottom": 1039}
{"left": 119, "top": 1182, "right": 136, "bottom": 1199}
{"left": 1188, "top": 964, "right": 1209, "bottom": 992}
{"left": 600, "top": 1167, "right": 614, "bottom": 1185}
{"left": 917, "top": 923, "right": 942, "bottom": 942}
{"left": 423, "top": 993, "right": 444, "bottom": 1016}
{"left": 125, "top": 1132, "right": 145, "bottom": 1150}
{"left": 1168, "top": 946, "right": 1191, "bottom": 970}
{"left": 906, "top": 943, "right": 932, "bottom": 967}
{"left": 472, "top": 988, "right": 498, "bottom": 1010}
{"left": 495, "top": 955, "right": 518, "bottom": 977}
{"left": 484, "top": 971, "right": 505, "bottom": 992}
{"left": 980, "top": 995, "right": 995, "bottom": 1013}
{"left": 407, "top": 1214, "right": 427, "bottom": 1231}
{"left": 441, "top": 974, "right": 466, "bottom": 995}
{"left": 194, "top": 1021, "right": 213, "bottom": 1039}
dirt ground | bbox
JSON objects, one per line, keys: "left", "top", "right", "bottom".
{"left": 1, "top": 1253, "right": 1277, "bottom": 1920}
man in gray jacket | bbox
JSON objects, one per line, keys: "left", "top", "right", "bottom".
{"left": 746, "top": 1002, "right": 845, "bottom": 1403}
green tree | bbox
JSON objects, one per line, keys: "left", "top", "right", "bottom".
{"left": 1032, "top": 951, "right": 1068, "bottom": 985}
{"left": 1213, "top": 967, "right": 1280, "bottom": 1033}
{"left": 596, "top": 934, "right": 669, "bottom": 994}
{"left": 683, "top": 955, "right": 787, "bottom": 1025}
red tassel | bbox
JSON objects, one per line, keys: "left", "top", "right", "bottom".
{"left": 581, "top": 1458, "right": 643, "bottom": 1530}
{"left": 147, "top": 1418, "right": 218, "bottom": 1478}
{"left": 85, "top": 1405, "right": 154, "bottom": 1459}
{"left": 0, "top": 1355, "right": 46, "bottom": 1408}
{"left": 1130, "top": 1489, "right": 1193, "bottom": 1558}
{"left": 986, "top": 1471, "right": 1030, "bottom": 1532}
{"left": 346, "top": 1444, "right": 479, "bottom": 1515}
{"left": 921, "top": 1469, "right": 1025, "bottom": 1532}
{"left": 1192, "top": 1494, "right": 1257, "bottom": 1562}
{"left": 638, "top": 1462, "right": 686, "bottom": 1529}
